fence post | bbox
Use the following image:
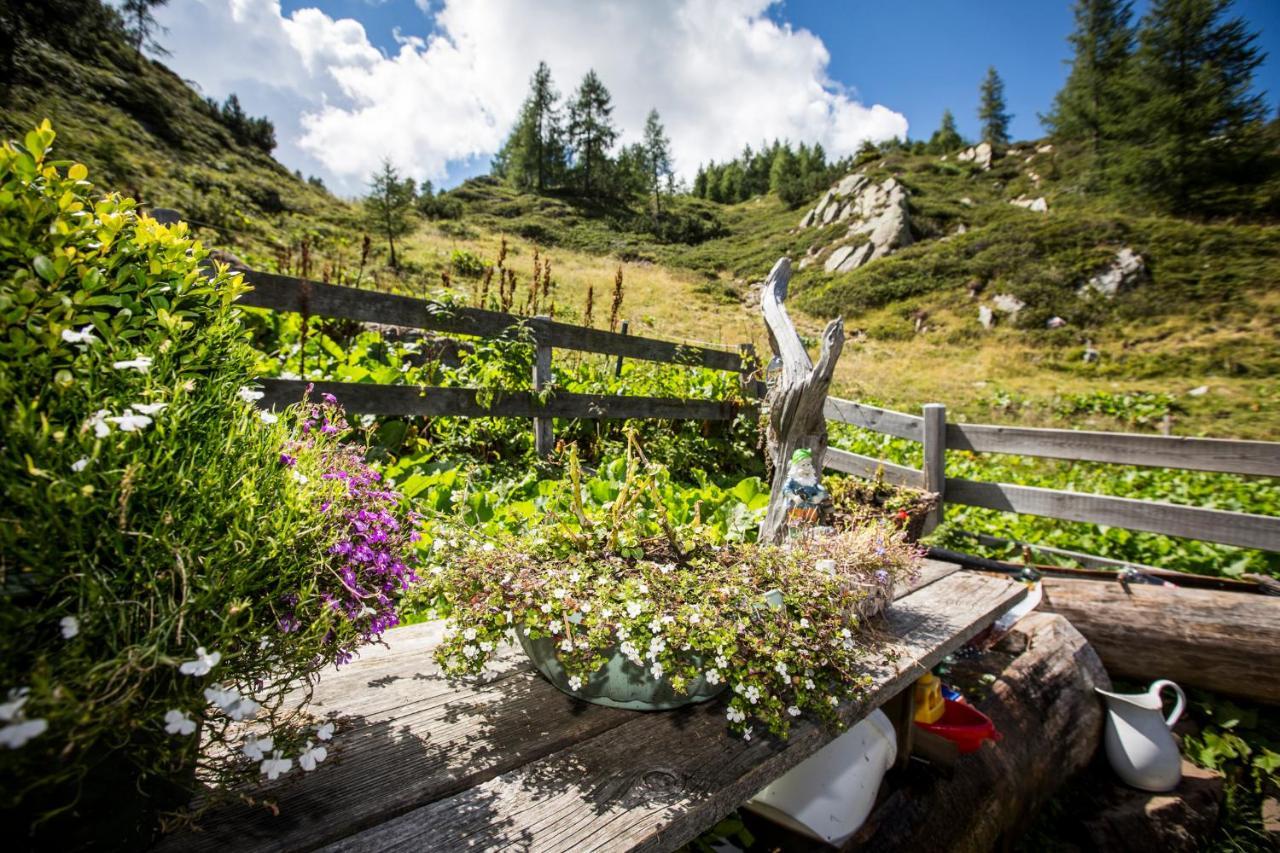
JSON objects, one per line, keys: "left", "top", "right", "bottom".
{"left": 922, "top": 403, "right": 947, "bottom": 534}
{"left": 614, "top": 320, "right": 629, "bottom": 377}
{"left": 532, "top": 318, "right": 554, "bottom": 458}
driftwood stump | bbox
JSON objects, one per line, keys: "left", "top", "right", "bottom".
{"left": 847, "top": 612, "right": 1110, "bottom": 851}
{"left": 759, "top": 257, "right": 844, "bottom": 544}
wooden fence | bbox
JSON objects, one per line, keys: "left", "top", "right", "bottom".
{"left": 823, "top": 397, "right": 1280, "bottom": 553}
{"left": 235, "top": 269, "right": 758, "bottom": 456}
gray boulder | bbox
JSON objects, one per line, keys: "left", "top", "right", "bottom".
{"left": 1081, "top": 247, "right": 1144, "bottom": 297}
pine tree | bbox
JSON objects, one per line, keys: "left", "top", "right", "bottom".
{"left": 769, "top": 145, "right": 806, "bottom": 207}
{"left": 641, "top": 109, "right": 674, "bottom": 215}
{"left": 567, "top": 70, "right": 619, "bottom": 198}
{"left": 364, "top": 159, "right": 417, "bottom": 271}
{"left": 1045, "top": 0, "right": 1135, "bottom": 158}
{"left": 497, "top": 62, "right": 565, "bottom": 193}
{"left": 1118, "top": 0, "right": 1267, "bottom": 212}
{"left": 927, "top": 109, "right": 965, "bottom": 154}
{"left": 121, "top": 0, "right": 169, "bottom": 57}
{"left": 693, "top": 166, "right": 708, "bottom": 198}
{"left": 978, "top": 67, "right": 1012, "bottom": 147}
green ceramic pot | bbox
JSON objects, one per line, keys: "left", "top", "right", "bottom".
{"left": 515, "top": 626, "right": 727, "bottom": 711}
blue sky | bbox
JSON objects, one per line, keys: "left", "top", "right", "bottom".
{"left": 160, "top": 1, "right": 1279, "bottom": 195}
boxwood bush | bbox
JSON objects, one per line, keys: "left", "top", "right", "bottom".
{"left": 0, "top": 122, "right": 418, "bottom": 844}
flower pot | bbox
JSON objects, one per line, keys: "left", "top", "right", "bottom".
{"left": 515, "top": 626, "right": 726, "bottom": 711}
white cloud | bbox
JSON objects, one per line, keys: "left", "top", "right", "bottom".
{"left": 155, "top": 0, "right": 907, "bottom": 195}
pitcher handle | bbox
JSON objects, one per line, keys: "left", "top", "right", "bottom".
{"left": 1151, "top": 679, "right": 1185, "bottom": 727}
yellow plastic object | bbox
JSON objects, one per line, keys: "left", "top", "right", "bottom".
{"left": 913, "top": 672, "right": 945, "bottom": 724}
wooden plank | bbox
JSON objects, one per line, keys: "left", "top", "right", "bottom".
{"left": 945, "top": 422, "right": 1280, "bottom": 478}
{"left": 902, "top": 558, "right": 963, "bottom": 596}
{"left": 823, "top": 397, "right": 923, "bottom": 441}
{"left": 825, "top": 447, "right": 926, "bottom": 489}
{"left": 256, "top": 379, "right": 753, "bottom": 422}
{"left": 1040, "top": 576, "right": 1280, "bottom": 705}
{"left": 157, "top": 626, "right": 634, "bottom": 853}
{"left": 322, "top": 572, "right": 1026, "bottom": 853}
{"left": 945, "top": 477, "right": 1280, "bottom": 552}
{"left": 236, "top": 270, "right": 742, "bottom": 371}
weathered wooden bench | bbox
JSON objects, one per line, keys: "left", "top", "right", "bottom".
{"left": 159, "top": 560, "right": 1024, "bottom": 852}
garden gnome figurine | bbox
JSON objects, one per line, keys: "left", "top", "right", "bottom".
{"left": 783, "top": 448, "right": 829, "bottom": 532}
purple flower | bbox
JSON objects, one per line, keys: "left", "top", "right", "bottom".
{"left": 280, "top": 452, "right": 296, "bottom": 466}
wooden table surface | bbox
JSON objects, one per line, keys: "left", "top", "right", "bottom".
{"left": 159, "top": 561, "right": 1025, "bottom": 853}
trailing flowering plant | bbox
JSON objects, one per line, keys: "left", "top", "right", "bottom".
{"left": 0, "top": 123, "right": 418, "bottom": 843}
{"left": 423, "top": 437, "right": 921, "bottom": 740}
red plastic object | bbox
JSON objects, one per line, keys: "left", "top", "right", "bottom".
{"left": 915, "top": 698, "right": 1001, "bottom": 754}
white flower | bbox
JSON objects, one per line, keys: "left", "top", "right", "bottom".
{"left": 203, "top": 685, "right": 259, "bottom": 721}
{"left": 804, "top": 678, "right": 816, "bottom": 690}
{"left": 567, "top": 675, "right": 583, "bottom": 691}
{"left": 462, "top": 627, "right": 478, "bottom": 641}
{"left": 59, "top": 616, "right": 79, "bottom": 639}
{"left": 569, "top": 570, "right": 581, "bottom": 583}
{"left": 238, "top": 387, "right": 265, "bottom": 403}
{"left": 71, "top": 457, "right": 89, "bottom": 472}
{"left": 106, "top": 410, "right": 152, "bottom": 432}
{"left": 689, "top": 611, "right": 701, "bottom": 625}
{"left": 659, "top": 563, "right": 675, "bottom": 574}
{"left": 726, "top": 706, "right": 746, "bottom": 724}
{"left": 61, "top": 324, "right": 97, "bottom": 345}
{"left": 132, "top": 402, "right": 167, "bottom": 415}
{"left": 463, "top": 643, "right": 480, "bottom": 658}
{"left": 649, "top": 661, "right": 664, "bottom": 680}
{"left": 625, "top": 601, "right": 643, "bottom": 619}
{"left": 292, "top": 470, "right": 309, "bottom": 485}
{"left": 298, "top": 740, "right": 328, "bottom": 771}
{"left": 540, "top": 603, "right": 552, "bottom": 614}
{"left": 775, "top": 661, "right": 788, "bottom": 677}
{"left": 552, "top": 588, "right": 567, "bottom": 600}
{"left": 742, "top": 726, "right": 753, "bottom": 741}
{"left": 704, "top": 669, "right": 721, "bottom": 686}
{"left": 112, "top": 355, "right": 153, "bottom": 373}
{"left": 241, "top": 734, "right": 273, "bottom": 761}
{"left": 260, "top": 750, "right": 292, "bottom": 780}
{"left": 799, "top": 618, "right": 809, "bottom": 629}
{"left": 0, "top": 718, "right": 47, "bottom": 748}
{"left": 715, "top": 654, "right": 729, "bottom": 669}
{"left": 816, "top": 559, "right": 837, "bottom": 575}
{"left": 648, "top": 619, "right": 662, "bottom": 633}
{"left": 359, "top": 413, "right": 376, "bottom": 428}
{"left": 179, "top": 647, "right": 221, "bottom": 676}
{"left": 280, "top": 371, "right": 301, "bottom": 380}
{"left": 259, "top": 411, "right": 278, "bottom": 424}
{"left": 829, "top": 696, "right": 839, "bottom": 706}
{"left": 164, "top": 710, "right": 197, "bottom": 736}
{"left": 316, "top": 722, "right": 335, "bottom": 741}
{"left": 0, "top": 688, "right": 30, "bottom": 722}
{"left": 559, "top": 638, "right": 573, "bottom": 653}
{"left": 787, "top": 706, "right": 801, "bottom": 717}
{"left": 85, "top": 409, "right": 111, "bottom": 438}
{"left": 841, "top": 628, "right": 852, "bottom": 639}
{"left": 637, "top": 583, "right": 649, "bottom": 595}
{"left": 481, "top": 542, "right": 495, "bottom": 552}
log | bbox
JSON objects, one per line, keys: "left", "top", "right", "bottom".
{"left": 759, "top": 257, "right": 844, "bottom": 543}
{"left": 846, "top": 613, "right": 1110, "bottom": 851}
{"left": 1039, "top": 576, "right": 1280, "bottom": 705}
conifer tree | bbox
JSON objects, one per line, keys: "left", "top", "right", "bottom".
{"left": 927, "top": 109, "right": 965, "bottom": 154}
{"left": 364, "top": 159, "right": 417, "bottom": 271}
{"left": 567, "top": 70, "right": 619, "bottom": 197}
{"left": 769, "top": 145, "right": 805, "bottom": 207}
{"left": 498, "top": 62, "right": 565, "bottom": 192}
{"left": 641, "top": 109, "right": 674, "bottom": 215}
{"left": 1045, "top": 0, "right": 1135, "bottom": 156}
{"left": 121, "top": 0, "right": 169, "bottom": 56}
{"left": 978, "top": 67, "right": 1012, "bottom": 147}
{"left": 1118, "top": 0, "right": 1267, "bottom": 212}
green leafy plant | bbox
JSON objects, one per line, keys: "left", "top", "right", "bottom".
{"left": 0, "top": 122, "right": 419, "bottom": 842}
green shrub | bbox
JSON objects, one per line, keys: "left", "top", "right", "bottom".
{"left": 0, "top": 122, "right": 418, "bottom": 842}
{"left": 449, "top": 248, "right": 487, "bottom": 278}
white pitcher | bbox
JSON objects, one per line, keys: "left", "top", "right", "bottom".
{"left": 1096, "top": 680, "right": 1186, "bottom": 792}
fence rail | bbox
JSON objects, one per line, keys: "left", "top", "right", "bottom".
{"left": 822, "top": 395, "right": 1280, "bottom": 553}
{"left": 236, "top": 269, "right": 756, "bottom": 455}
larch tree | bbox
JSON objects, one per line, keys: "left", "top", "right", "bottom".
{"left": 364, "top": 159, "right": 417, "bottom": 271}
{"left": 641, "top": 109, "right": 674, "bottom": 215}
{"left": 1045, "top": 0, "right": 1135, "bottom": 159}
{"left": 497, "top": 61, "right": 565, "bottom": 192}
{"left": 121, "top": 0, "right": 169, "bottom": 56}
{"left": 567, "top": 70, "right": 619, "bottom": 198}
{"left": 1117, "top": 0, "right": 1267, "bottom": 212}
{"left": 978, "top": 66, "right": 1012, "bottom": 147}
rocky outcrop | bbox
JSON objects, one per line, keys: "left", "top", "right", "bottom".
{"left": 799, "top": 172, "right": 913, "bottom": 274}
{"left": 1080, "top": 247, "right": 1144, "bottom": 297}
{"left": 956, "top": 141, "right": 994, "bottom": 169}
{"left": 1010, "top": 195, "right": 1048, "bottom": 213}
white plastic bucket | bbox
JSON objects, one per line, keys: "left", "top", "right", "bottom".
{"left": 744, "top": 708, "right": 897, "bottom": 846}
